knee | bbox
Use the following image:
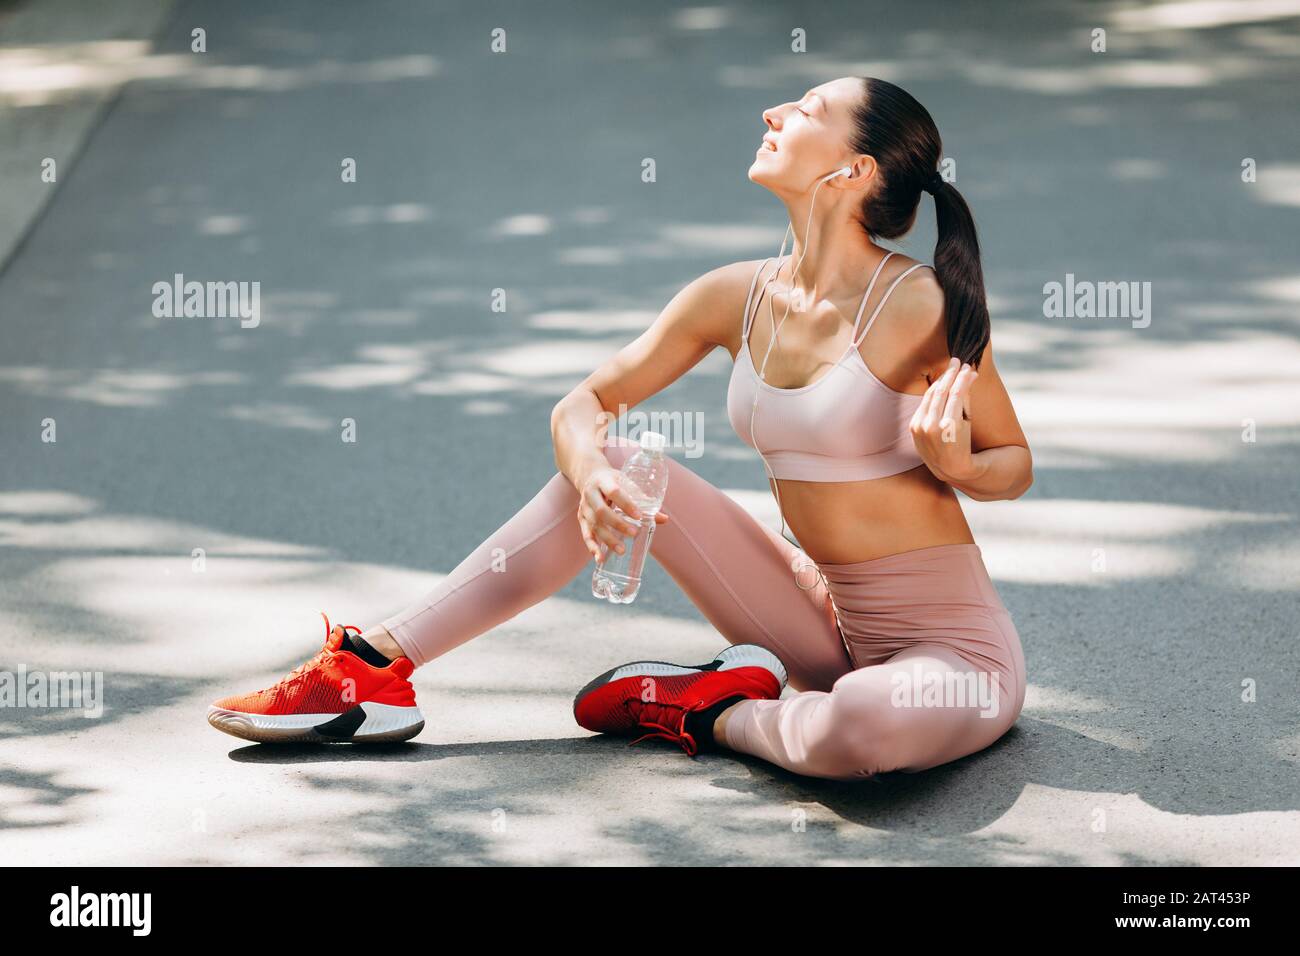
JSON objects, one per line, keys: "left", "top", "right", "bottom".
{"left": 803, "top": 693, "right": 911, "bottom": 780}
{"left": 990, "top": 668, "right": 1024, "bottom": 729}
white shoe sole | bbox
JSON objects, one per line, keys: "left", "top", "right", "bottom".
{"left": 206, "top": 701, "right": 424, "bottom": 744}
{"left": 574, "top": 643, "right": 789, "bottom": 707}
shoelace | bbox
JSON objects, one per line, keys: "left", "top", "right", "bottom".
{"left": 273, "top": 612, "right": 362, "bottom": 687}
{"left": 625, "top": 698, "right": 703, "bottom": 758}
{"left": 320, "top": 611, "right": 363, "bottom": 645}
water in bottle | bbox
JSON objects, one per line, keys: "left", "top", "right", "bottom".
{"left": 591, "top": 430, "right": 670, "bottom": 604}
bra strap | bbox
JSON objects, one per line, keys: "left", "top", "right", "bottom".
{"left": 741, "top": 258, "right": 775, "bottom": 339}
{"left": 852, "top": 263, "right": 934, "bottom": 348}
{"left": 846, "top": 252, "right": 897, "bottom": 344}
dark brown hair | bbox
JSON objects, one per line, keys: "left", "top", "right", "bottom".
{"left": 849, "top": 77, "right": 990, "bottom": 366}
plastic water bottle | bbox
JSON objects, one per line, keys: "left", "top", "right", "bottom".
{"left": 591, "top": 431, "right": 670, "bottom": 604}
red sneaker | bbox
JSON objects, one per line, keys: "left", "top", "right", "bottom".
{"left": 207, "top": 613, "right": 423, "bottom": 744}
{"left": 573, "top": 645, "right": 787, "bottom": 756}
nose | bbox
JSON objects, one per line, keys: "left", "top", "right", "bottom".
{"left": 762, "top": 104, "right": 781, "bottom": 130}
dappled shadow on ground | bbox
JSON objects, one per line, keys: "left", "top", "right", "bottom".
{"left": 0, "top": 765, "right": 97, "bottom": 831}
{"left": 199, "top": 702, "right": 1284, "bottom": 865}
{"left": 2, "top": 0, "right": 1299, "bottom": 863}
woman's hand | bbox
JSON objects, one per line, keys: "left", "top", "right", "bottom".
{"left": 576, "top": 466, "right": 670, "bottom": 562}
{"left": 909, "top": 357, "right": 984, "bottom": 485}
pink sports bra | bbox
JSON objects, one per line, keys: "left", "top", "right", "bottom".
{"left": 726, "top": 252, "right": 932, "bottom": 482}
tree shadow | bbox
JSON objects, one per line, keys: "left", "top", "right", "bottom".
{"left": 1, "top": 0, "right": 1298, "bottom": 862}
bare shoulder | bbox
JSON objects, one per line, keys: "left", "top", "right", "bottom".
{"left": 691, "top": 258, "right": 770, "bottom": 305}
{"left": 888, "top": 257, "right": 945, "bottom": 327}
{"left": 665, "top": 258, "right": 771, "bottom": 349}
{"left": 879, "top": 256, "right": 950, "bottom": 376}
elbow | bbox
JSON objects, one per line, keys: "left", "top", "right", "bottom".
{"left": 552, "top": 387, "right": 604, "bottom": 442}
{"left": 550, "top": 396, "right": 575, "bottom": 452}
{"left": 1009, "top": 452, "right": 1034, "bottom": 499}
{"left": 974, "top": 448, "right": 1033, "bottom": 501}
{"left": 1008, "top": 472, "right": 1033, "bottom": 500}
{"left": 551, "top": 390, "right": 579, "bottom": 431}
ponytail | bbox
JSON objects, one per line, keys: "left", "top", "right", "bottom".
{"left": 929, "top": 180, "right": 989, "bottom": 367}
{"left": 851, "top": 78, "right": 991, "bottom": 368}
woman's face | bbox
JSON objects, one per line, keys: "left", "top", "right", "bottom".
{"left": 748, "top": 77, "right": 866, "bottom": 194}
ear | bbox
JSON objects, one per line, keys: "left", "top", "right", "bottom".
{"left": 842, "top": 155, "right": 877, "bottom": 189}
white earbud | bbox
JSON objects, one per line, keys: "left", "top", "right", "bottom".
{"left": 820, "top": 166, "right": 853, "bottom": 182}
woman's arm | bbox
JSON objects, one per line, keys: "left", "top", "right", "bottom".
{"left": 910, "top": 344, "right": 1034, "bottom": 502}
{"left": 550, "top": 260, "right": 754, "bottom": 558}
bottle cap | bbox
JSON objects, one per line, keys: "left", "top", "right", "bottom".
{"left": 639, "top": 430, "right": 667, "bottom": 453}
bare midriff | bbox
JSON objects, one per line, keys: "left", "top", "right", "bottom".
{"left": 725, "top": 277, "right": 977, "bottom": 564}
{"left": 770, "top": 465, "right": 975, "bottom": 565}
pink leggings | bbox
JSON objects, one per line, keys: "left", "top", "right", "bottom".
{"left": 382, "top": 438, "right": 1026, "bottom": 781}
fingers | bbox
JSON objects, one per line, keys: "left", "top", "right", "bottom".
{"left": 940, "top": 365, "right": 977, "bottom": 430}
{"left": 583, "top": 474, "right": 642, "bottom": 558}
{"left": 594, "top": 523, "right": 628, "bottom": 555}
{"left": 604, "top": 504, "right": 641, "bottom": 540}
{"left": 576, "top": 506, "right": 601, "bottom": 560}
{"left": 581, "top": 506, "right": 626, "bottom": 557}
{"left": 597, "top": 474, "right": 646, "bottom": 539}
{"left": 600, "top": 475, "right": 644, "bottom": 524}
{"left": 579, "top": 478, "right": 610, "bottom": 560}
{"left": 584, "top": 479, "right": 636, "bottom": 534}
{"left": 913, "top": 357, "right": 960, "bottom": 431}
{"left": 912, "top": 358, "right": 978, "bottom": 443}
{"left": 578, "top": 487, "right": 611, "bottom": 560}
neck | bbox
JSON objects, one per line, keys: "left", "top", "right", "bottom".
{"left": 779, "top": 186, "right": 887, "bottom": 303}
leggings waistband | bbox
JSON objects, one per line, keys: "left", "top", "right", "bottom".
{"left": 817, "top": 542, "right": 982, "bottom": 571}
{"left": 801, "top": 543, "right": 1002, "bottom": 611}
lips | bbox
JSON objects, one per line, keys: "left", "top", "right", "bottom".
{"left": 760, "top": 137, "right": 778, "bottom": 152}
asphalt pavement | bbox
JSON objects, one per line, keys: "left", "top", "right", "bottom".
{"left": 1, "top": 0, "right": 1298, "bottom": 865}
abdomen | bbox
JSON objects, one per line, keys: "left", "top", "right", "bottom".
{"left": 773, "top": 465, "right": 975, "bottom": 565}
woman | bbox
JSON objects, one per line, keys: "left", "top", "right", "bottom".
{"left": 208, "top": 77, "right": 1032, "bottom": 782}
